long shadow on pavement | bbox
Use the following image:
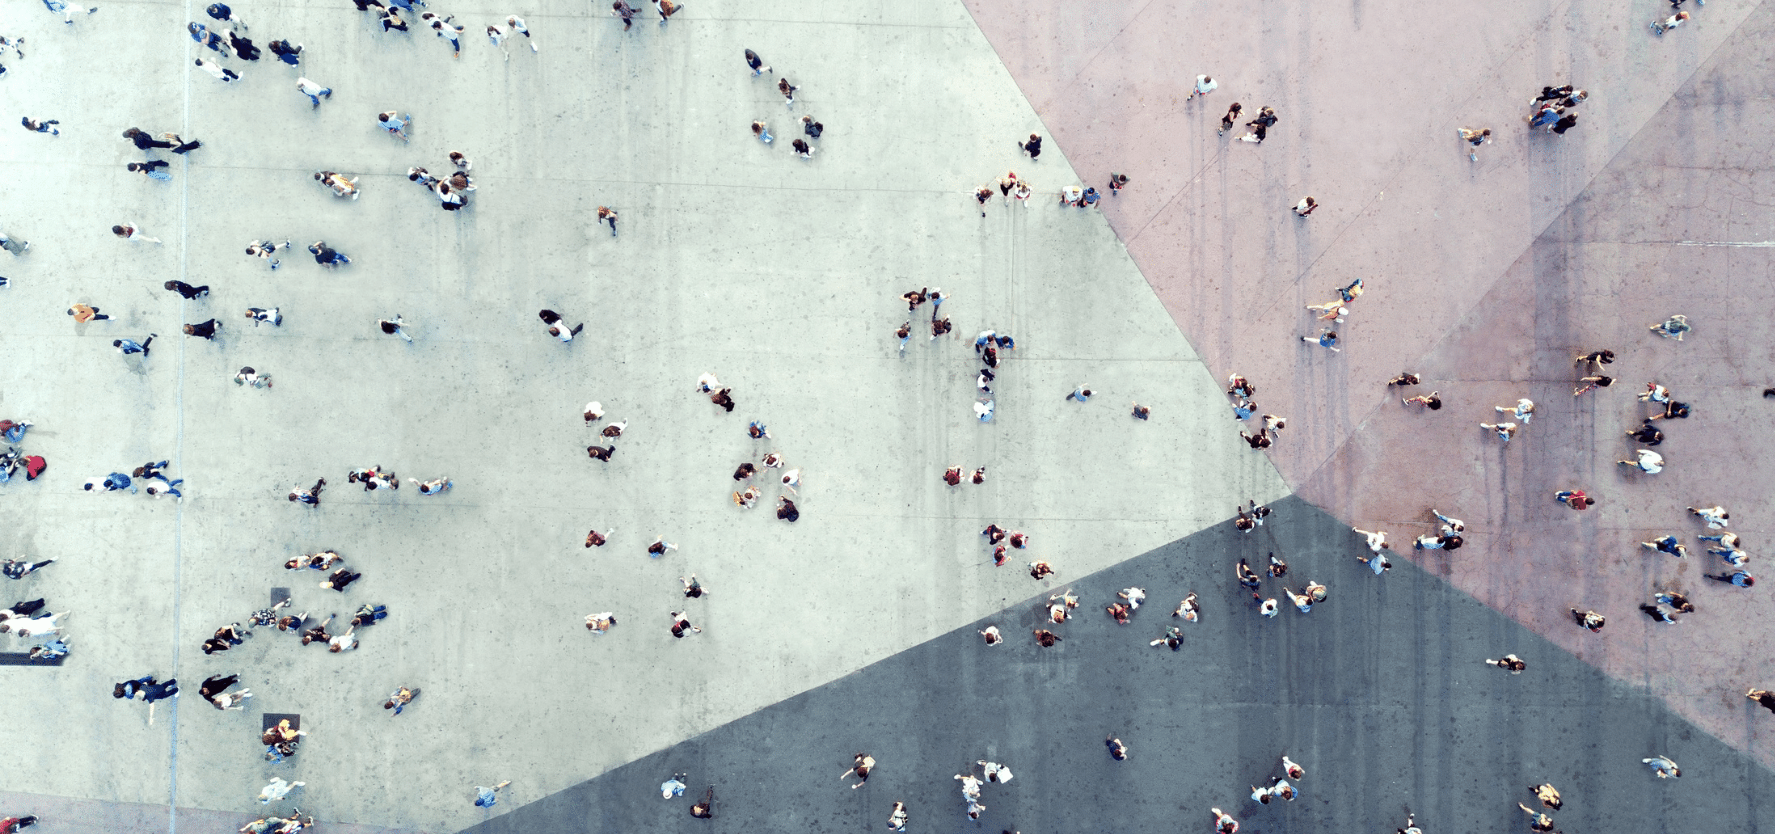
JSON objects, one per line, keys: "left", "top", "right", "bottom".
{"left": 464, "top": 495, "right": 1772, "bottom": 834}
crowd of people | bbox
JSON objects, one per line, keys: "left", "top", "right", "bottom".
{"left": 0, "top": 0, "right": 1756, "bottom": 830}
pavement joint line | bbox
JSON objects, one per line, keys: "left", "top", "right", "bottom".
{"left": 169, "top": 9, "right": 193, "bottom": 829}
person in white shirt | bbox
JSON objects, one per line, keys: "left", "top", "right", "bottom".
{"left": 1173, "top": 592, "right": 1199, "bottom": 621}
{"left": 506, "top": 16, "right": 538, "bottom": 51}
{"left": 1269, "top": 778, "right": 1295, "bottom": 800}
{"left": 257, "top": 777, "right": 303, "bottom": 804}
{"left": 1353, "top": 528, "right": 1390, "bottom": 552}
{"left": 1494, "top": 397, "right": 1535, "bottom": 423}
{"left": 1187, "top": 74, "right": 1217, "bottom": 99}
{"left": 1284, "top": 587, "right": 1312, "bottom": 613}
{"left": 1642, "top": 755, "right": 1680, "bottom": 777}
{"left": 584, "top": 612, "right": 615, "bottom": 633}
{"left": 1432, "top": 509, "right": 1464, "bottom": 534}
{"left": 1119, "top": 587, "right": 1146, "bottom": 609}
{"left": 1618, "top": 448, "right": 1663, "bottom": 474}
{"left": 1689, "top": 505, "right": 1729, "bottom": 528}
{"left": 327, "top": 625, "right": 358, "bottom": 652}
{"left": 0, "top": 611, "right": 64, "bottom": 638}
{"left": 195, "top": 58, "right": 238, "bottom": 82}
{"left": 977, "top": 760, "right": 1012, "bottom": 784}
{"left": 112, "top": 223, "right": 162, "bottom": 244}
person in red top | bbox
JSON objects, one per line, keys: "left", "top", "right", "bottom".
{"left": 1555, "top": 490, "right": 1594, "bottom": 510}
{"left": 0, "top": 815, "right": 39, "bottom": 833}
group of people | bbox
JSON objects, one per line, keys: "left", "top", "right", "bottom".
{"left": 406, "top": 152, "right": 476, "bottom": 210}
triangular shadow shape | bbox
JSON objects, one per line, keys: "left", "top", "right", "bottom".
{"left": 463, "top": 496, "right": 1773, "bottom": 834}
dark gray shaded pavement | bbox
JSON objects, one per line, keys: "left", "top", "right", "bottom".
{"left": 465, "top": 496, "right": 1771, "bottom": 834}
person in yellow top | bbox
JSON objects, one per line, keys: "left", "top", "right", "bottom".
{"left": 67, "top": 303, "right": 110, "bottom": 323}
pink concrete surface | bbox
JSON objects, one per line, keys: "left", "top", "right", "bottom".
{"left": 968, "top": 0, "right": 1775, "bottom": 766}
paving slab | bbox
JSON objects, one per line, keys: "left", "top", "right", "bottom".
{"left": 0, "top": 0, "right": 1284, "bottom": 831}
{"left": 966, "top": 0, "right": 1775, "bottom": 772}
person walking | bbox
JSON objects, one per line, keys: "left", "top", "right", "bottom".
{"left": 1478, "top": 421, "right": 1517, "bottom": 441}
{"left": 1555, "top": 489, "right": 1594, "bottom": 510}
{"left": 778, "top": 77, "right": 797, "bottom": 107}
{"left": 1485, "top": 654, "right": 1527, "bottom": 673}
{"left": 655, "top": 0, "right": 683, "bottom": 24}
{"left": 1570, "top": 608, "right": 1606, "bottom": 632}
{"left": 611, "top": 0, "right": 637, "bottom": 29}
{"left": 1301, "top": 330, "right": 1340, "bottom": 352}
{"left": 378, "top": 315, "right": 413, "bottom": 343}
{"left": 1219, "top": 102, "right": 1243, "bottom": 134}
{"left": 112, "top": 223, "right": 162, "bottom": 244}
{"left": 1458, "top": 127, "right": 1491, "bottom": 161}
{"left": 1642, "top": 755, "right": 1680, "bottom": 777}
{"left": 268, "top": 39, "right": 301, "bottom": 64}
{"left": 1403, "top": 391, "right": 1442, "bottom": 410}
{"left": 1021, "top": 133, "right": 1042, "bottom": 160}
{"left": 474, "top": 781, "right": 513, "bottom": 807}
{"left": 744, "top": 48, "right": 768, "bottom": 76}
{"left": 1494, "top": 398, "right": 1535, "bottom": 424}
{"left": 113, "top": 336, "right": 155, "bottom": 356}
{"left": 1705, "top": 569, "right": 1755, "bottom": 588}
{"left": 1689, "top": 505, "right": 1729, "bottom": 528}
{"left": 423, "top": 12, "right": 465, "bottom": 56}
{"left": 295, "top": 77, "right": 331, "bottom": 108}
{"left": 309, "top": 240, "right": 352, "bottom": 265}
{"left": 67, "top": 303, "right": 111, "bottom": 322}
{"left": 597, "top": 206, "right": 618, "bottom": 236}
{"left": 1185, "top": 74, "right": 1216, "bottom": 99}
{"left": 183, "top": 319, "right": 220, "bottom": 340}
{"left": 1618, "top": 448, "right": 1664, "bottom": 474}
{"left": 377, "top": 111, "right": 413, "bottom": 141}
{"left": 20, "top": 117, "right": 60, "bottom": 135}
{"left": 1650, "top": 10, "right": 1690, "bottom": 33}
{"left": 1291, "top": 196, "right": 1317, "bottom": 217}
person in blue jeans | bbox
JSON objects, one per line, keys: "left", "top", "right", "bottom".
{"left": 1, "top": 420, "right": 30, "bottom": 443}
{"left": 474, "top": 781, "right": 511, "bottom": 807}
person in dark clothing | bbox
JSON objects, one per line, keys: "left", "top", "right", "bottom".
{"left": 206, "top": 2, "right": 246, "bottom": 28}
{"left": 122, "top": 128, "right": 174, "bottom": 150}
{"left": 1748, "top": 689, "right": 1775, "bottom": 714}
{"left": 199, "top": 674, "right": 239, "bottom": 700}
{"left": 2, "top": 559, "right": 54, "bottom": 580}
{"left": 164, "top": 280, "right": 209, "bottom": 299}
{"left": 268, "top": 39, "right": 302, "bottom": 65}
{"left": 308, "top": 241, "right": 351, "bottom": 267}
{"left": 2, "top": 598, "right": 47, "bottom": 619}
{"left": 1627, "top": 420, "right": 1664, "bottom": 445}
{"left": 1550, "top": 114, "right": 1578, "bottom": 134}
{"left": 117, "top": 676, "right": 179, "bottom": 703}
{"left": 776, "top": 497, "right": 799, "bottom": 522}
{"left": 183, "top": 319, "right": 220, "bottom": 339}
{"left": 1021, "top": 133, "right": 1041, "bottom": 159}
{"left": 229, "top": 31, "right": 261, "bottom": 60}
{"left": 321, "top": 568, "right": 362, "bottom": 592}
{"left": 801, "top": 116, "right": 822, "bottom": 139}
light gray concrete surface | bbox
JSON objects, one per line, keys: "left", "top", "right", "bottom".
{"left": 0, "top": 1, "right": 1286, "bottom": 831}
